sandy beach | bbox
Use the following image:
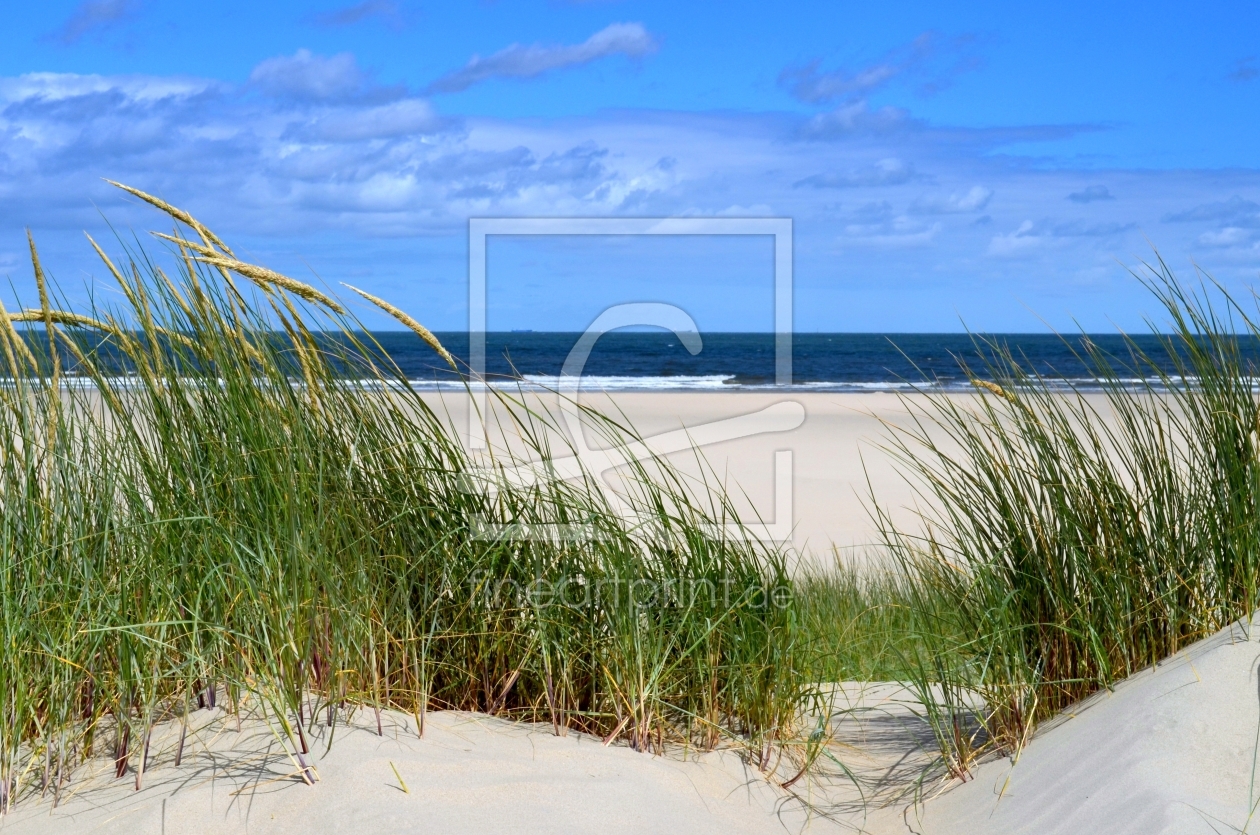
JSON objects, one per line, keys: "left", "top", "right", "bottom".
{"left": 14, "top": 617, "right": 1259, "bottom": 835}
{"left": 422, "top": 389, "right": 941, "bottom": 566}
{"left": 1, "top": 709, "right": 824, "bottom": 835}
{"left": 885, "top": 614, "right": 1260, "bottom": 835}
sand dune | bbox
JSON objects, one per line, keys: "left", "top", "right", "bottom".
{"left": 882, "top": 615, "right": 1260, "bottom": 835}
{"left": 13, "top": 618, "right": 1256, "bottom": 835}
{"left": 3, "top": 709, "right": 837, "bottom": 835}
{"left": 10, "top": 389, "right": 1242, "bottom": 834}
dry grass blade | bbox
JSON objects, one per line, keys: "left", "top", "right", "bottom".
{"left": 150, "top": 232, "right": 215, "bottom": 259}
{"left": 970, "top": 378, "right": 1017, "bottom": 404}
{"left": 104, "top": 180, "right": 235, "bottom": 256}
{"left": 85, "top": 233, "right": 128, "bottom": 287}
{"left": 9, "top": 310, "right": 115, "bottom": 331}
{"left": 341, "top": 282, "right": 455, "bottom": 369}
{"left": 0, "top": 297, "right": 37, "bottom": 371}
{"left": 27, "top": 231, "right": 54, "bottom": 334}
{"left": 27, "top": 230, "right": 60, "bottom": 416}
{"left": 7, "top": 309, "right": 199, "bottom": 354}
{"left": 196, "top": 257, "right": 344, "bottom": 314}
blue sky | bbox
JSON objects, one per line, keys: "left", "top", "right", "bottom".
{"left": 1, "top": 0, "right": 1259, "bottom": 331}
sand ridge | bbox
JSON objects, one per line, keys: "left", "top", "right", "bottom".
{"left": 890, "top": 615, "right": 1260, "bottom": 835}
{"left": 2, "top": 708, "right": 843, "bottom": 835}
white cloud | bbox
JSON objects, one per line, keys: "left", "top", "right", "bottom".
{"left": 843, "top": 220, "right": 941, "bottom": 247}
{"left": 986, "top": 217, "right": 1135, "bottom": 256}
{"left": 911, "top": 185, "right": 992, "bottom": 214}
{"left": 249, "top": 50, "right": 390, "bottom": 102}
{"left": 1163, "top": 195, "right": 1260, "bottom": 226}
{"left": 1160, "top": 196, "right": 1260, "bottom": 250}
{"left": 3, "top": 67, "right": 1260, "bottom": 333}
{"left": 1198, "top": 227, "right": 1259, "bottom": 247}
{"left": 0, "top": 72, "right": 216, "bottom": 103}
{"left": 1050, "top": 220, "right": 1134, "bottom": 237}
{"left": 426, "top": 23, "right": 657, "bottom": 94}
{"left": 798, "top": 101, "right": 915, "bottom": 139}
{"left": 987, "top": 219, "right": 1049, "bottom": 256}
{"left": 715, "top": 203, "right": 775, "bottom": 216}
{"left": 836, "top": 202, "right": 941, "bottom": 246}
{"left": 286, "top": 99, "right": 443, "bottom": 142}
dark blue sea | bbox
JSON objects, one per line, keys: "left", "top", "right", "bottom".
{"left": 363, "top": 332, "right": 1257, "bottom": 392}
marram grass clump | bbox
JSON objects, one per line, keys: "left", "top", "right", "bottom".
{"left": 872, "top": 267, "right": 1260, "bottom": 778}
{"left": 0, "top": 183, "right": 810, "bottom": 809}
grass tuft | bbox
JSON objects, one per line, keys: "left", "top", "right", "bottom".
{"left": 0, "top": 185, "right": 809, "bottom": 809}
{"left": 867, "top": 260, "right": 1260, "bottom": 774}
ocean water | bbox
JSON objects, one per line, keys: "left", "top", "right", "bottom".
{"left": 365, "top": 332, "right": 1260, "bottom": 392}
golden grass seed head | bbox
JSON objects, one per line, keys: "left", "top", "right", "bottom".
{"left": 195, "top": 256, "right": 345, "bottom": 314}
{"left": 341, "top": 283, "right": 456, "bottom": 370}
{"left": 971, "top": 378, "right": 1018, "bottom": 404}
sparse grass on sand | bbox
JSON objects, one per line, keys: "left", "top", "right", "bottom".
{"left": 0, "top": 184, "right": 811, "bottom": 811}
{"left": 858, "top": 268, "right": 1260, "bottom": 781}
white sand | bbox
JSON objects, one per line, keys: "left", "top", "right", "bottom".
{"left": 873, "top": 615, "right": 1260, "bottom": 835}
{"left": 15, "top": 619, "right": 1259, "bottom": 835}
{"left": 424, "top": 390, "right": 941, "bottom": 566}
{"left": 4, "top": 709, "right": 840, "bottom": 835}
{"left": 4, "top": 683, "right": 955, "bottom": 835}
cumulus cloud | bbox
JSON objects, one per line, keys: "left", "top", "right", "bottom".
{"left": 910, "top": 185, "right": 992, "bottom": 214}
{"left": 4, "top": 64, "right": 1260, "bottom": 330}
{"left": 0, "top": 72, "right": 216, "bottom": 103}
{"left": 1050, "top": 220, "right": 1134, "bottom": 237}
{"left": 843, "top": 221, "right": 940, "bottom": 247}
{"left": 0, "top": 68, "right": 649, "bottom": 238}
{"left": 425, "top": 22, "right": 657, "bottom": 94}
{"left": 1161, "top": 197, "right": 1260, "bottom": 250}
{"left": 987, "top": 220, "right": 1047, "bottom": 256}
{"left": 779, "top": 31, "right": 981, "bottom": 105}
{"left": 1068, "top": 185, "right": 1114, "bottom": 203}
{"left": 313, "top": 0, "right": 404, "bottom": 29}
{"left": 832, "top": 200, "right": 939, "bottom": 246}
{"left": 446, "top": 143, "right": 611, "bottom": 200}
{"left": 794, "top": 158, "right": 917, "bottom": 189}
{"left": 249, "top": 50, "right": 400, "bottom": 103}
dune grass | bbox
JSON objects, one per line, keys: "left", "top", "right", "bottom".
{"left": 794, "top": 557, "right": 946, "bottom": 684}
{"left": 863, "top": 264, "right": 1260, "bottom": 777}
{"left": 0, "top": 185, "right": 810, "bottom": 809}
{"left": 8, "top": 184, "right": 1259, "bottom": 812}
